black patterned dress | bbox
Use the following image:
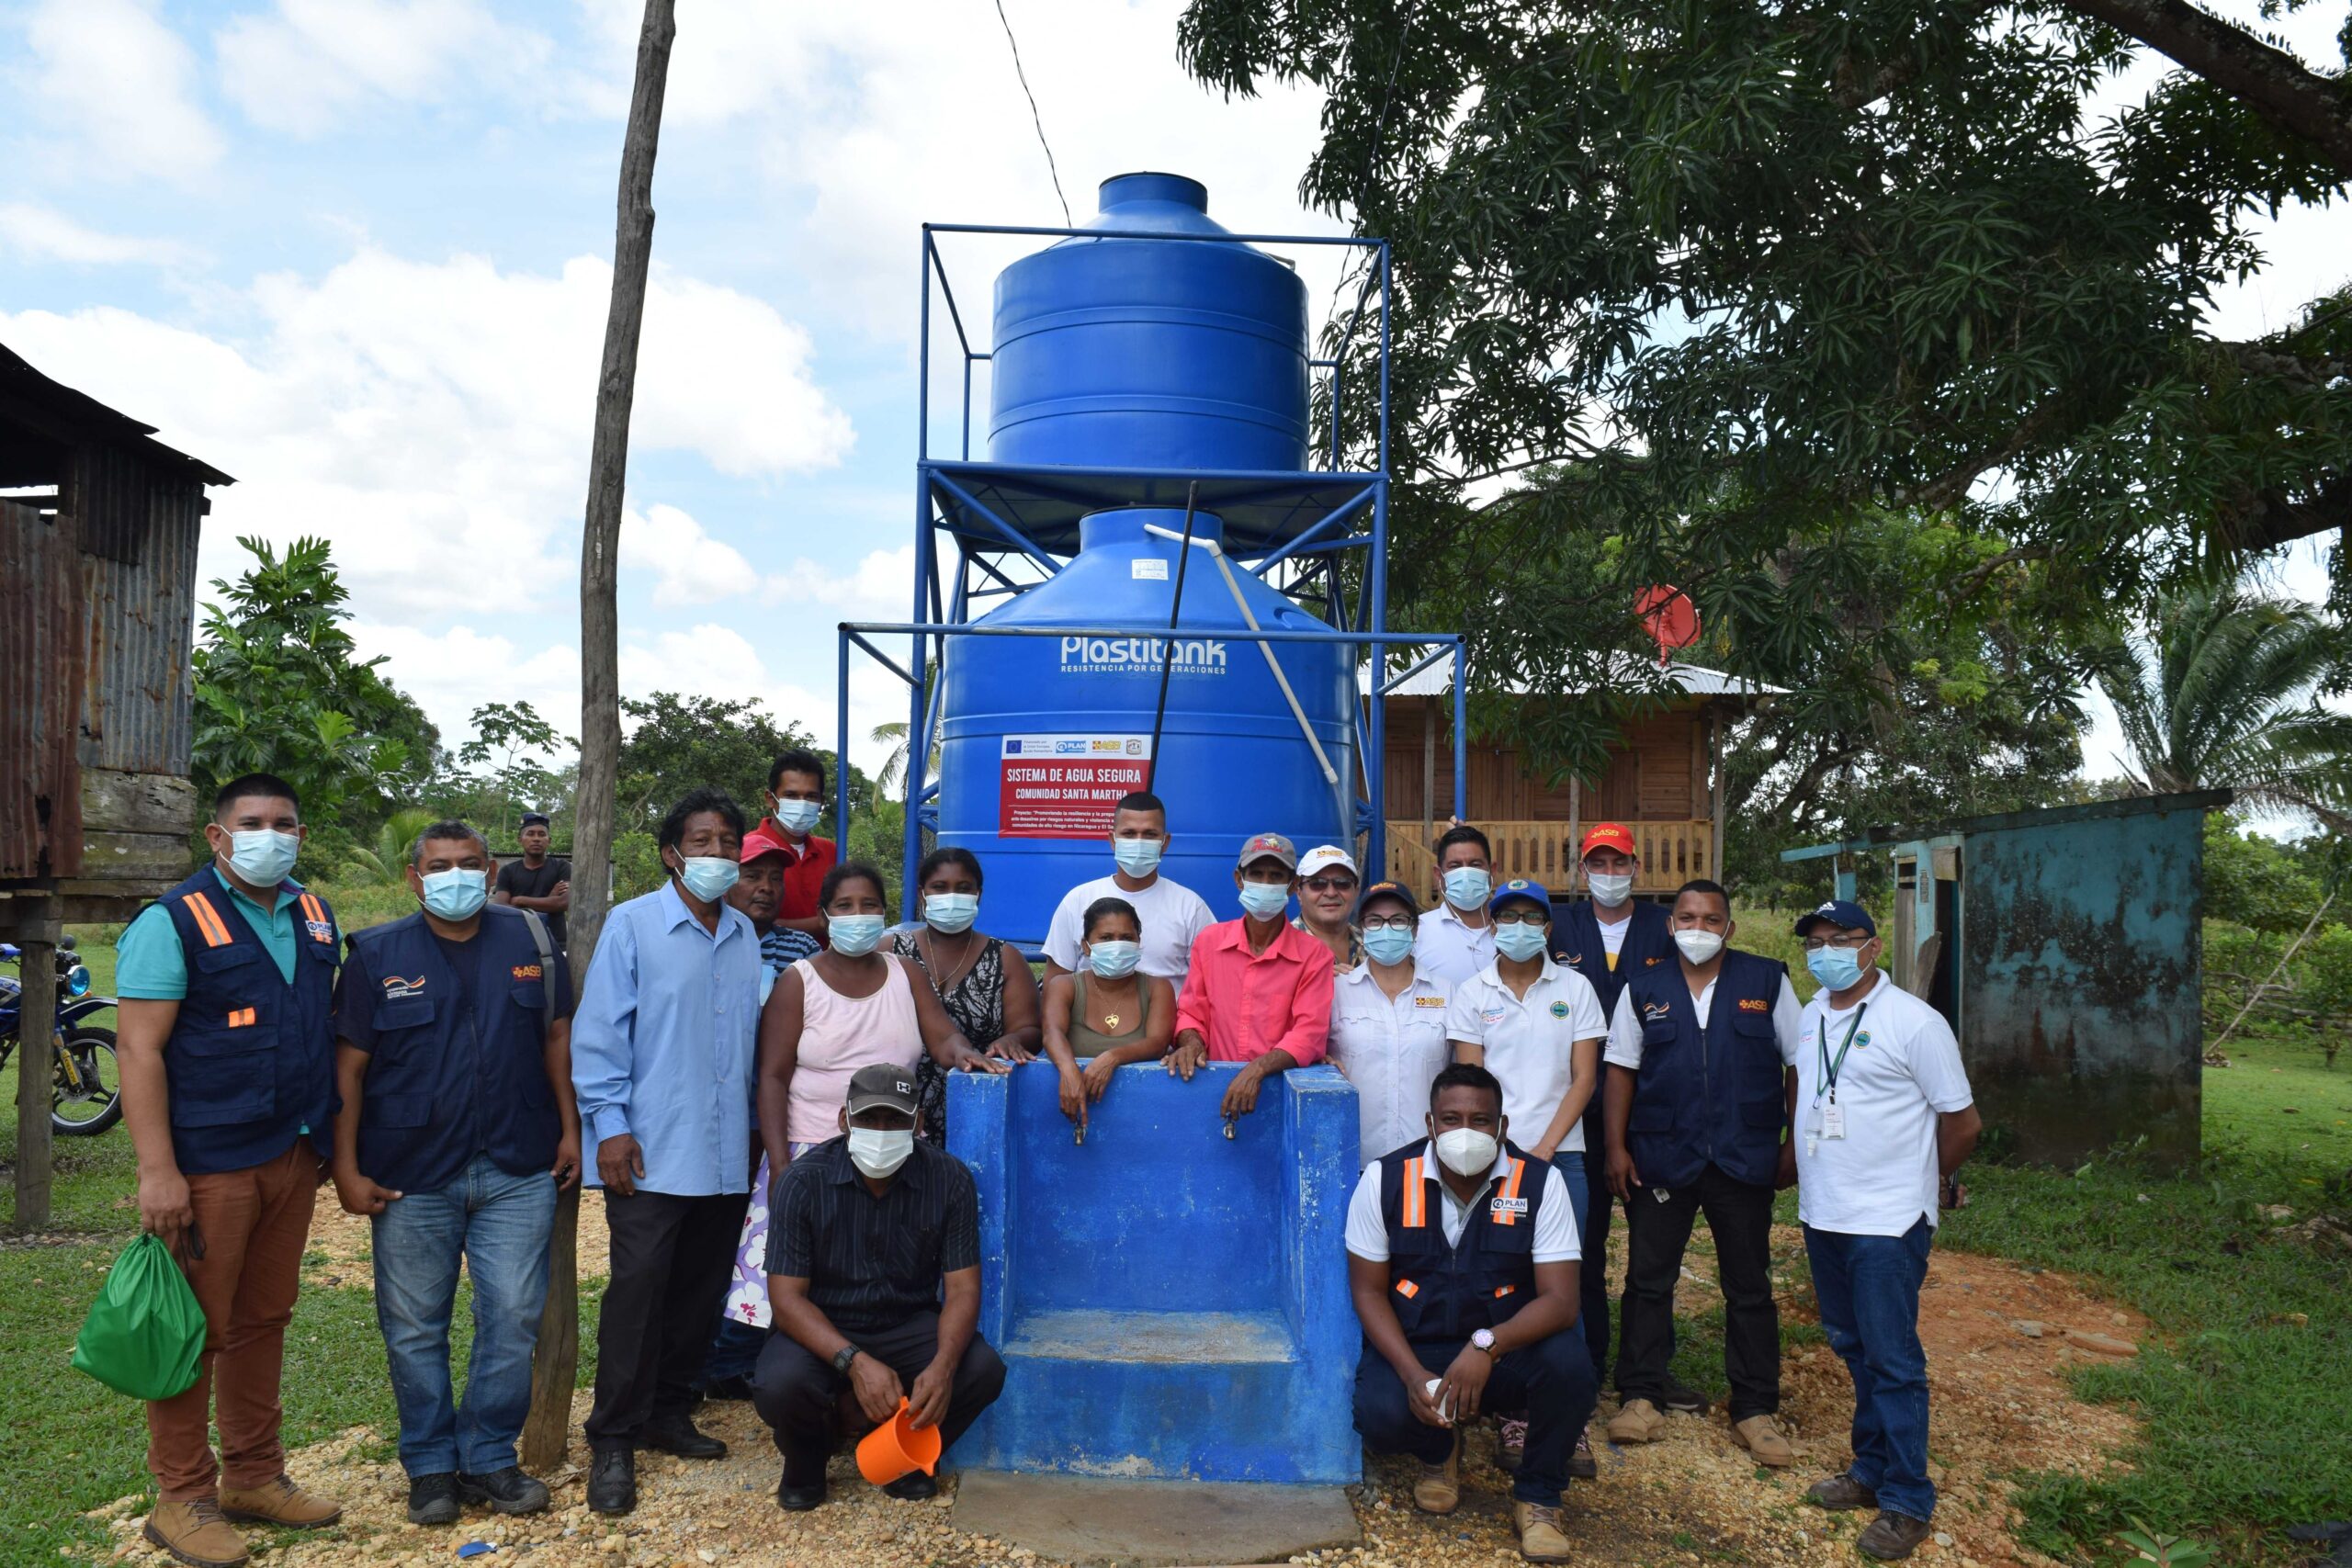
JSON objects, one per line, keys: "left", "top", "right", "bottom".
{"left": 889, "top": 929, "right": 1010, "bottom": 1145}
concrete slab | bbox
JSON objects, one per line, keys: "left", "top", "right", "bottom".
{"left": 953, "top": 1471, "right": 1362, "bottom": 1567}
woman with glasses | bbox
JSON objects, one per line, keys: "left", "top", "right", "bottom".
{"left": 1326, "top": 881, "right": 1452, "bottom": 1165}
{"left": 1294, "top": 844, "right": 1366, "bottom": 972}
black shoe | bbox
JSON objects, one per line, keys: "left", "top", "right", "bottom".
{"left": 458, "top": 1467, "right": 551, "bottom": 1516}
{"left": 704, "top": 1374, "right": 756, "bottom": 1402}
{"left": 639, "top": 1418, "right": 728, "bottom": 1460}
{"left": 882, "top": 1471, "right": 938, "bottom": 1502}
{"left": 586, "top": 1445, "right": 636, "bottom": 1516}
{"left": 1660, "top": 1381, "right": 1711, "bottom": 1416}
{"left": 775, "top": 1471, "right": 828, "bottom": 1512}
{"left": 406, "top": 1472, "right": 460, "bottom": 1527}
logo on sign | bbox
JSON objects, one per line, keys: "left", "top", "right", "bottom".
{"left": 1058, "top": 636, "right": 1227, "bottom": 675}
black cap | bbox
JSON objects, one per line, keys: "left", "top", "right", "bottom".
{"left": 1354, "top": 879, "right": 1421, "bottom": 920}
{"left": 520, "top": 812, "right": 551, "bottom": 829}
{"left": 846, "top": 1063, "right": 919, "bottom": 1118}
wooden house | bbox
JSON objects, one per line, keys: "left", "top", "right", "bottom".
{"left": 1378, "top": 662, "right": 1775, "bottom": 899}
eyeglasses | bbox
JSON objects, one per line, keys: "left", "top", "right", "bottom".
{"left": 1303, "top": 877, "right": 1358, "bottom": 894}
{"left": 1494, "top": 908, "right": 1548, "bottom": 926}
{"left": 1361, "top": 914, "right": 1414, "bottom": 931}
{"left": 1800, "top": 933, "right": 1873, "bottom": 951}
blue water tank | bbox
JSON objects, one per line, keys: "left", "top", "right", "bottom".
{"left": 935, "top": 509, "right": 1353, "bottom": 947}
{"left": 989, "top": 173, "right": 1310, "bottom": 474}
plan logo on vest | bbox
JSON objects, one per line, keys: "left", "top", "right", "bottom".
{"left": 1490, "top": 1196, "right": 1529, "bottom": 1218}
{"left": 1058, "top": 635, "right": 1227, "bottom": 675}
{"left": 381, "top": 974, "right": 427, "bottom": 1000}
{"left": 304, "top": 918, "right": 333, "bottom": 942}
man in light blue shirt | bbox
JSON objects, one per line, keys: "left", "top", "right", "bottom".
{"left": 572, "top": 787, "right": 763, "bottom": 1517}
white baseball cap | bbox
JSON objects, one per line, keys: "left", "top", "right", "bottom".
{"left": 1298, "top": 844, "right": 1359, "bottom": 881}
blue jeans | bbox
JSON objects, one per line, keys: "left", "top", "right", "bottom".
{"left": 1552, "top": 1151, "right": 1591, "bottom": 1295}
{"left": 372, "top": 1155, "right": 559, "bottom": 1477}
{"left": 1804, "top": 1220, "right": 1936, "bottom": 1521}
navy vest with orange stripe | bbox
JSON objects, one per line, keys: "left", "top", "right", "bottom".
{"left": 1376, "top": 1137, "right": 1547, "bottom": 1342}
{"left": 1620, "top": 949, "right": 1789, "bottom": 1190}
{"left": 150, "top": 868, "right": 339, "bottom": 1175}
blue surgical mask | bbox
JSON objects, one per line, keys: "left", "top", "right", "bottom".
{"left": 1363, "top": 925, "right": 1416, "bottom": 966}
{"left": 924, "top": 893, "right": 979, "bottom": 933}
{"left": 420, "top": 868, "right": 488, "bottom": 920}
{"left": 1494, "top": 923, "right": 1548, "bottom": 962}
{"left": 829, "top": 913, "right": 887, "bottom": 956}
{"left": 1238, "top": 880, "right": 1291, "bottom": 920}
{"left": 1442, "top": 866, "right": 1490, "bottom": 910}
{"left": 676, "top": 855, "right": 739, "bottom": 902}
{"left": 1114, "top": 839, "right": 1163, "bottom": 878}
{"left": 1807, "top": 944, "right": 1867, "bottom": 992}
{"left": 773, "top": 798, "right": 821, "bottom": 836}
{"left": 222, "top": 829, "right": 300, "bottom": 886}
{"left": 1087, "top": 939, "right": 1141, "bottom": 978}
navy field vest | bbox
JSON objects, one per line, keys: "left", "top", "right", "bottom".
{"left": 1377, "top": 1137, "right": 1549, "bottom": 1342}
{"left": 345, "top": 907, "right": 560, "bottom": 1195}
{"left": 152, "top": 869, "right": 339, "bottom": 1176}
{"left": 1621, "top": 949, "right": 1789, "bottom": 1189}
{"left": 1552, "top": 898, "right": 1673, "bottom": 1026}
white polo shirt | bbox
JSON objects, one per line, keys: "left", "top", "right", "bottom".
{"left": 1041, "top": 873, "right": 1216, "bottom": 985}
{"left": 1414, "top": 901, "right": 1497, "bottom": 989}
{"left": 1444, "top": 958, "right": 1607, "bottom": 1153}
{"left": 1328, "top": 964, "right": 1453, "bottom": 1166}
{"left": 1344, "top": 1147, "right": 1581, "bottom": 1261}
{"left": 1604, "top": 969, "right": 1805, "bottom": 1068}
{"left": 1788, "top": 971, "right": 1974, "bottom": 1236}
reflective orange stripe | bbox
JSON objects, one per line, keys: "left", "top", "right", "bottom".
{"left": 227, "top": 1008, "right": 256, "bottom": 1028}
{"left": 1399, "top": 1157, "right": 1427, "bottom": 1228}
{"left": 300, "top": 893, "right": 323, "bottom": 928}
{"left": 1493, "top": 1157, "right": 1527, "bottom": 1226}
{"left": 183, "top": 893, "right": 232, "bottom": 948}
{"left": 1494, "top": 1284, "right": 1516, "bottom": 1298}
{"left": 1395, "top": 1280, "right": 1419, "bottom": 1299}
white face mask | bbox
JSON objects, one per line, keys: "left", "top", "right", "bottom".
{"left": 847, "top": 1127, "right": 915, "bottom": 1179}
{"left": 221, "top": 828, "right": 300, "bottom": 886}
{"left": 1433, "top": 1126, "right": 1499, "bottom": 1178}
{"left": 1674, "top": 929, "right": 1726, "bottom": 964}
{"left": 1588, "top": 872, "right": 1634, "bottom": 908}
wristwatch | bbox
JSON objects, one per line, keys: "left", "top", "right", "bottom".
{"left": 831, "top": 1344, "right": 861, "bottom": 1375}
{"left": 1469, "top": 1328, "right": 1497, "bottom": 1355}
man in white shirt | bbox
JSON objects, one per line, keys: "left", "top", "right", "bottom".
{"left": 1414, "top": 824, "right": 1498, "bottom": 988}
{"left": 1040, "top": 791, "right": 1215, "bottom": 987}
{"left": 1343, "top": 1064, "right": 1594, "bottom": 1564}
{"left": 1784, "top": 900, "right": 1980, "bottom": 1563}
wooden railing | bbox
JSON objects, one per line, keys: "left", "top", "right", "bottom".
{"left": 1384, "top": 819, "right": 1714, "bottom": 904}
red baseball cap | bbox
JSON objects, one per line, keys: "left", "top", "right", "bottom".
{"left": 739, "top": 827, "right": 791, "bottom": 864}
{"left": 1579, "top": 823, "right": 1636, "bottom": 859}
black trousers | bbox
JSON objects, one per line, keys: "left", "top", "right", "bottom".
{"left": 1616, "top": 1161, "right": 1780, "bottom": 1420}
{"left": 585, "top": 1189, "right": 750, "bottom": 1445}
{"left": 1578, "top": 1139, "right": 1614, "bottom": 1377}
{"left": 752, "top": 1311, "right": 1007, "bottom": 1487}
{"left": 1353, "top": 1329, "right": 1596, "bottom": 1505}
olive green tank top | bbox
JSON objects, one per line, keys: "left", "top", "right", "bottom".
{"left": 1069, "top": 971, "right": 1152, "bottom": 1055}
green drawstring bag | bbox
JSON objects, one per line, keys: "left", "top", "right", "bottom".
{"left": 72, "top": 1234, "right": 204, "bottom": 1400}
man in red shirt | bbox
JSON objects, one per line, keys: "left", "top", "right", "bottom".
{"left": 1169, "top": 833, "right": 1334, "bottom": 1124}
{"left": 755, "top": 750, "right": 837, "bottom": 939}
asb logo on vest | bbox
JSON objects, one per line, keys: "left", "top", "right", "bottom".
{"left": 382, "top": 974, "right": 426, "bottom": 1000}
{"left": 1737, "top": 998, "right": 1770, "bottom": 1012}
{"left": 511, "top": 964, "right": 542, "bottom": 981}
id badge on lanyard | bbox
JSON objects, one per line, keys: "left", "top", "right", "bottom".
{"left": 1807, "top": 1004, "right": 1865, "bottom": 1157}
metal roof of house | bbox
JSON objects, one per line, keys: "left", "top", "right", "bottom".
{"left": 1366, "top": 657, "right": 1784, "bottom": 699}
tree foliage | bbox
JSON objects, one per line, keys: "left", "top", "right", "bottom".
{"left": 616, "top": 693, "right": 876, "bottom": 841}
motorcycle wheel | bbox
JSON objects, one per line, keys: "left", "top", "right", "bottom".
{"left": 52, "top": 1027, "right": 122, "bottom": 1136}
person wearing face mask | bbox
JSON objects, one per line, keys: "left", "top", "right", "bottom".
{"left": 1167, "top": 833, "right": 1334, "bottom": 1122}
{"left": 753, "top": 1066, "right": 1007, "bottom": 1510}
{"left": 1040, "top": 791, "right": 1216, "bottom": 987}
{"left": 1342, "top": 1065, "right": 1594, "bottom": 1563}
{"left": 1600, "top": 880, "right": 1804, "bottom": 1466}
{"left": 114, "top": 774, "right": 348, "bottom": 1566}
{"left": 1443, "top": 879, "right": 1607, "bottom": 1475}
{"left": 1414, "top": 825, "right": 1498, "bottom": 988}
{"left": 1327, "top": 882, "right": 1452, "bottom": 1166}
{"left": 571, "top": 788, "right": 764, "bottom": 1515}
{"left": 754, "top": 749, "right": 839, "bottom": 940}
{"left": 1040, "top": 897, "right": 1179, "bottom": 1128}
{"left": 890, "top": 848, "right": 1041, "bottom": 1147}
{"left": 328, "top": 820, "right": 580, "bottom": 1527}
{"left": 1546, "top": 823, "right": 1677, "bottom": 1424}
{"left": 1786, "top": 902, "right": 1980, "bottom": 1563}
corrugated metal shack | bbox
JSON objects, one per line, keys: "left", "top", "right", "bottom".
{"left": 1784, "top": 792, "right": 2229, "bottom": 1171}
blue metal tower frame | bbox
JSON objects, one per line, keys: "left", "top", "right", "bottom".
{"left": 835, "top": 217, "right": 1468, "bottom": 921}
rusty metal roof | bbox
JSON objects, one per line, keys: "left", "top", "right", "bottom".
{"left": 0, "top": 341, "right": 234, "bottom": 489}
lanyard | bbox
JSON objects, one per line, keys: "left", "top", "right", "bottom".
{"left": 1815, "top": 1002, "right": 1869, "bottom": 1106}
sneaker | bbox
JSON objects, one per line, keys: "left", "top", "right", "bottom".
{"left": 1605, "top": 1397, "right": 1668, "bottom": 1444}
{"left": 1497, "top": 1416, "right": 1528, "bottom": 1471}
{"left": 1804, "top": 1472, "right": 1879, "bottom": 1511}
{"left": 1513, "top": 1500, "right": 1572, "bottom": 1563}
{"left": 639, "top": 1417, "right": 728, "bottom": 1460}
{"left": 1857, "top": 1510, "right": 1934, "bottom": 1561}
{"left": 586, "top": 1444, "right": 636, "bottom": 1516}
{"left": 1661, "top": 1380, "right": 1710, "bottom": 1415}
{"left": 1411, "top": 1428, "right": 1462, "bottom": 1515}
{"left": 142, "top": 1497, "right": 250, "bottom": 1568}
{"left": 1729, "top": 1413, "right": 1794, "bottom": 1468}
{"left": 458, "top": 1467, "right": 551, "bottom": 1515}
{"left": 405, "top": 1473, "right": 460, "bottom": 1527}
{"left": 882, "top": 1471, "right": 938, "bottom": 1501}
{"left": 1566, "top": 1426, "right": 1598, "bottom": 1481}
{"left": 217, "top": 1473, "right": 341, "bottom": 1529}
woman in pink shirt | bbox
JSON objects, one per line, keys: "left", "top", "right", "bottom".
{"left": 1168, "top": 833, "right": 1334, "bottom": 1123}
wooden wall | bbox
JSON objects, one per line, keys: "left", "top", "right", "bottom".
{"left": 1382, "top": 696, "right": 1708, "bottom": 823}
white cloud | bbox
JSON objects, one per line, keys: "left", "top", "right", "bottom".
{"left": 619, "top": 503, "right": 756, "bottom": 608}
{"left": 17, "top": 0, "right": 224, "bottom": 180}
{"left": 215, "top": 0, "right": 556, "bottom": 135}
{"left": 0, "top": 204, "right": 195, "bottom": 267}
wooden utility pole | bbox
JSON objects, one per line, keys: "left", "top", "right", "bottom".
{"left": 9, "top": 898, "right": 58, "bottom": 1231}
{"left": 522, "top": 0, "right": 678, "bottom": 1472}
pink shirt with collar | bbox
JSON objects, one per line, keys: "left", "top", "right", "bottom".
{"left": 1173, "top": 917, "right": 1335, "bottom": 1066}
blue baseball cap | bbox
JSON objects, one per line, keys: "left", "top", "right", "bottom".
{"left": 1488, "top": 878, "right": 1553, "bottom": 918}
{"left": 1795, "top": 899, "right": 1876, "bottom": 938}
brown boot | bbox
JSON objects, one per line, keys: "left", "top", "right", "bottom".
{"left": 1729, "top": 1414, "right": 1794, "bottom": 1467}
{"left": 142, "top": 1497, "right": 250, "bottom": 1568}
{"left": 1804, "top": 1472, "right": 1879, "bottom": 1511}
{"left": 1411, "top": 1428, "right": 1462, "bottom": 1515}
{"left": 1857, "top": 1510, "right": 1935, "bottom": 1561}
{"left": 1605, "top": 1396, "right": 1668, "bottom": 1444}
{"left": 1514, "top": 1500, "right": 1572, "bottom": 1562}
{"left": 217, "top": 1473, "right": 342, "bottom": 1529}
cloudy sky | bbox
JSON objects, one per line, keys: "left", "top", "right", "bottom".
{"left": 1, "top": 0, "right": 2342, "bottom": 791}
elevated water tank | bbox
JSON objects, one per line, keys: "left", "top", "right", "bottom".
{"left": 989, "top": 173, "right": 1310, "bottom": 474}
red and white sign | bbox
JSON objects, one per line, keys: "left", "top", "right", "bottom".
{"left": 998, "top": 733, "right": 1154, "bottom": 840}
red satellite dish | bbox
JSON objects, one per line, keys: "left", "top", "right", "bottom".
{"left": 1634, "top": 585, "right": 1700, "bottom": 668}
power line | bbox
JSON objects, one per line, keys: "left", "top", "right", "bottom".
{"left": 989, "top": 0, "right": 1072, "bottom": 227}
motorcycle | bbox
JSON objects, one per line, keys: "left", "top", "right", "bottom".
{"left": 0, "top": 934, "right": 124, "bottom": 1136}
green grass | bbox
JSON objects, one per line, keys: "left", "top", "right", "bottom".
{"left": 2202, "top": 1026, "right": 2352, "bottom": 1169}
